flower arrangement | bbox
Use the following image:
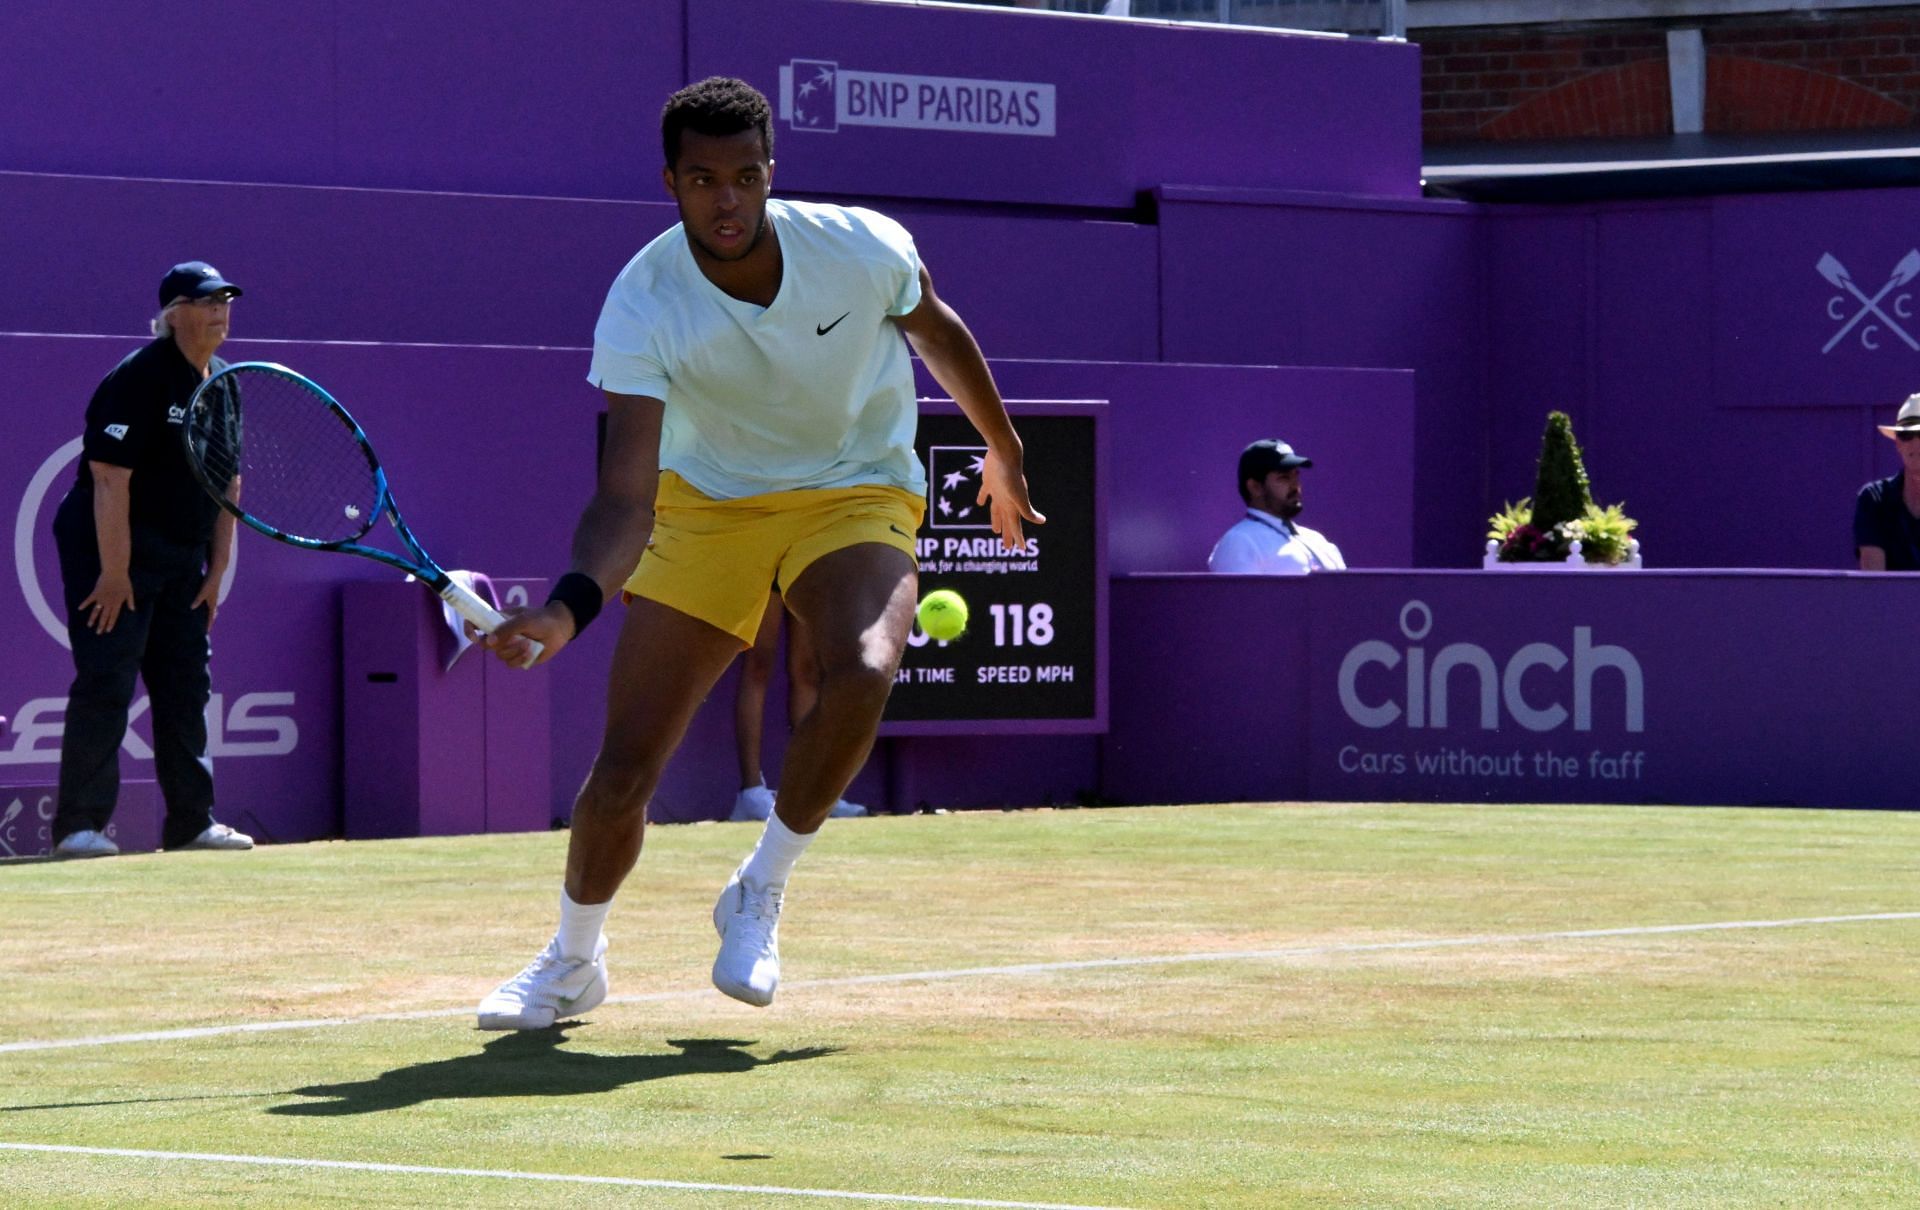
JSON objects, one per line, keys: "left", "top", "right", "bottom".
{"left": 1487, "top": 412, "right": 1639, "bottom": 565}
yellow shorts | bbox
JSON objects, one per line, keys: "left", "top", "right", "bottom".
{"left": 623, "top": 471, "right": 925, "bottom": 645}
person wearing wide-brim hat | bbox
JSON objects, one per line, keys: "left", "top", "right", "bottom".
{"left": 1855, "top": 393, "right": 1920, "bottom": 570}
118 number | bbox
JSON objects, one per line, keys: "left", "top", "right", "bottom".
{"left": 989, "top": 602, "right": 1054, "bottom": 647}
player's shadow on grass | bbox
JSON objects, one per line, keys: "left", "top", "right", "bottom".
{"left": 270, "top": 1030, "right": 839, "bottom": 1116}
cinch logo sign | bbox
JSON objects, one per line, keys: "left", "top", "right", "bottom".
{"left": 778, "top": 59, "right": 1056, "bottom": 137}
{"left": 1337, "top": 601, "right": 1645, "bottom": 733}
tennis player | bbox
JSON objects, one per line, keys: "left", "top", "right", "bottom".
{"left": 477, "top": 77, "right": 1042, "bottom": 1028}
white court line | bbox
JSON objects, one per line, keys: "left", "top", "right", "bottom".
{"left": 3, "top": 910, "right": 1915, "bottom": 1056}
{"left": 0, "top": 1143, "right": 1133, "bottom": 1210}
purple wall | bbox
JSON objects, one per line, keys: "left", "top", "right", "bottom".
{"left": 0, "top": 172, "right": 1157, "bottom": 363}
{"left": 3, "top": 334, "right": 588, "bottom": 841}
{"left": 2, "top": 331, "right": 1411, "bottom": 830}
{"left": 582, "top": 361, "right": 1413, "bottom": 822}
{"left": 1483, "top": 191, "right": 1920, "bottom": 573}
{"left": 2, "top": 0, "right": 1417, "bottom": 208}
{"left": 1109, "top": 570, "right": 1920, "bottom": 812}
{"left": 693, "top": 0, "right": 1420, "bottom": 206}
{"left": 1156, "top": 184, "right": 1920, "bottom": 572}
{"left": 1, "top": 1, "right": 679, "bottom": 199}
{"left": 948, "top": 361, "right": 1416, "bottom": 573}
{"left": 1156, "top": 188, "right": 1487, "bottom": 567}
{"left": 7, "top": 0, "right": 1917, "bottom": 829}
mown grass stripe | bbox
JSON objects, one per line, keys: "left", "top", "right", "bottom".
{"left": 0, "top": 1142, "right": 1135, "bottom": 1209}
{"left": 2, "top": 910, "right": 1912, "bottom": 1055}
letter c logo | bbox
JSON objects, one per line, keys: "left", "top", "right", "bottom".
{"left": 15, "top": 438, "right": 83, "bottom": 648}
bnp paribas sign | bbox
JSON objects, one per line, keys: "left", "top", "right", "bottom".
{"left": 779, "top": 59, "right": 1056, "bottom": 137}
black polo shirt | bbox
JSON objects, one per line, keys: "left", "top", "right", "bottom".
{"left": 1853, "top": 472, "right": 1920, "bottom": 570}
{"left": 76, "top": 338, "right": 227, "bottom": 547}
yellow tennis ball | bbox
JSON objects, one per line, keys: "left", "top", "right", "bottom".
{"left": 916, "top": 589, "right": 969, "bottom": 641}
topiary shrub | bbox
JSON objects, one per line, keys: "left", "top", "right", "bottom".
{"left": 1529, "top": 411, "right": 1592, "bottom": 535}
{"left": 1488, "top": 412, "right": 1638, "bottom": 564}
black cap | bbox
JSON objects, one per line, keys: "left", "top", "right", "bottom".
{"left": 158, "top": 261, "right": 243, "bottom": 307}
{"left": 1238, "top": 439, "right": 1312, "bottom": 489}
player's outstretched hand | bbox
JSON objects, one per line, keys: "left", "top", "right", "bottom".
{"left": 478, "top": 602, "right": 575, "bottom": 668}
{"left": 977, "top": 447, "right": 1046, "bottom": 551}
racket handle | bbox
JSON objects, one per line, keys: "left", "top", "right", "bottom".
{"left": 440, "top": 579, "right": 546, "bottom": 669}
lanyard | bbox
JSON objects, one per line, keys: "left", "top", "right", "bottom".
{"left": 1244, "top": 511, "right": 1321, "bottom": 570}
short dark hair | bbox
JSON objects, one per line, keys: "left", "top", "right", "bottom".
{"left": 661, "top": 77, "right": 774, "bottom": 169}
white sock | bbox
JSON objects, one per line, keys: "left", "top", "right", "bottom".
{"left": 556, "top": 888, "right": 611, "bottom": 962}
{"left": 739, "top": 811, "right": 816, "bottom": 892}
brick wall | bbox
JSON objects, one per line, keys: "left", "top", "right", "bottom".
{"left": 1418, "top": 8, "right": 1920, "bottom": 144}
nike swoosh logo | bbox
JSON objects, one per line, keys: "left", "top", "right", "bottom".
{"left": 816, "top": 312, "right": 850, "bottom": 336}
{"left": 888, "top": 524, "right": 911, "bottom": 539}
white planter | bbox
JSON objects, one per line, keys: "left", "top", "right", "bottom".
{"left": 1482, "top": 538, "right": 1642, "bottom": 570}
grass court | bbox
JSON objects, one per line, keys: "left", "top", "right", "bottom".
{"left": 3, "top": 801, "right": 1917, "bottom": 1207}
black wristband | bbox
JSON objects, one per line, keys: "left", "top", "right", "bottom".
{"left": 545, "top": 572, "right": 604, "bottom": 636}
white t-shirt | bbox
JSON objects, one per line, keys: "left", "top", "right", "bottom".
{"left": 1207, "top": 510, "right": 1346, "bottom": 575}
{"left": 588, "top": 198, "right": 926, "bottom": 499}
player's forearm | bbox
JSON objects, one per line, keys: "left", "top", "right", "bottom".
{"left": 570, "top": 488, "right": 656, "bottom": 597}
{"left": 909, "top": 315, "right": 1023, "bottom": 459}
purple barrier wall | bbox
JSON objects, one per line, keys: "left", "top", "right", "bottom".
{"left": 11, "top": 0, "right": 1920, "bottom": 827}
{"left": 4, "top": 331, "right": 1412, "bottom": 831}
{"left": 602, "top": 361, "right": 1414, "bottom": 822}
{"left": 953, "top": 360, "right": 1416, "bottom": 573}
{"left": 0, "top": 171, "right": 1156, "bottom": 364}
{"left": 1156, "top": 189, "right": 1487, "bottom": 568}
{"left": 692, "top": 0, "right": 1420, "bottom": 206}
{"left": 2, "top": 1, "right": 1418, "bottom": 209}
{"left": 1107, "top": 570, "right": 1920, "bottom": 812}
{"left": 1159, "top": 184, "right": 1920, "bottom": 574}
{"left": 1482, "top": 189, "right": 1920, "bottom": 573}
{"left": 3, "top": 334, "right": 586, "bottom": 842}
{"left": 0, "top": 781, "right": 161, "bottom": 858}
{"left": 0, "top": 1, "right": 679, "bottom": 199}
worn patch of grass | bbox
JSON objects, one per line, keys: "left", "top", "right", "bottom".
{"left": 2, "top": 803, "right": 1917, "bottom": 1207}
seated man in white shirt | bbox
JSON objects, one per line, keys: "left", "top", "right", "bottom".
{"left": 1207, "top": 438, "right": 1346, "bottom": 574}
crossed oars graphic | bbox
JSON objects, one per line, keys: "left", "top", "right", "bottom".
{"left": 1819, "top": 250, "right": 1920, "bottom": 353}
{"left": 0, "top": 798, "right": 22, "bottom": 857}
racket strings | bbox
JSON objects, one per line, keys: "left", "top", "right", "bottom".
{"left": 188, "top": 370, "right": 382, "bottom": 546}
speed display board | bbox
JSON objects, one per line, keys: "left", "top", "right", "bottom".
{"left": 881, "top": 401, "right": 1107, "bottom": 735}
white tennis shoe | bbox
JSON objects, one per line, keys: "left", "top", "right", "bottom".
{"left": 712, "top": 871, "right": 783, "bottom": 1007}
{"left": 477, "top": 935, "right": 608, "bottom": 1030}
{"left": 181, "top": 822, "right": 253, "bottom": 850}
{"left": 53, "top": 829, "right": 119, "bottom": 858}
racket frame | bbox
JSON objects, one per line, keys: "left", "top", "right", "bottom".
{"left": 182, "top": 361, "right": 532, "bottom": 654}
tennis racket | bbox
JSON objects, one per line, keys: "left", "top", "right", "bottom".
{"left": 181, "top": 361, "right": 542, "bottom": 665}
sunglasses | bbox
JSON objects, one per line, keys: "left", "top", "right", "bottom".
{"left": 1899, "top": 431, "right": 1920, "bottom": 443}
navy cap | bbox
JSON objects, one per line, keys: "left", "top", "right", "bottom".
{"left": 1238, "top": 439, "right": 1312, "bottom": 488}
{"left": 158, "top": 261, "right": 243, "bottom": 307}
